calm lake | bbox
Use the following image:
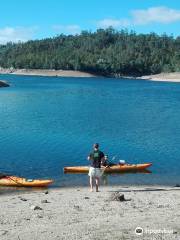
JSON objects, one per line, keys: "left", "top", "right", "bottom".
{"left": 0, "top": 74, "right": 180, "bottom": 187}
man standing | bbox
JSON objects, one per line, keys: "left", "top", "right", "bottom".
{"left": 88, "top": 143, "right": 104, "bottom": 192}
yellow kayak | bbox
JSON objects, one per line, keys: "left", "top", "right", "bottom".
{"left": 64, "top": 163, "right": 152, "bottom": 174}
{"left": 0, "top": 176, "right": 54, "bottom": 187}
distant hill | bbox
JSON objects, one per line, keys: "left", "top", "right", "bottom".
{"left": 0, "top": 28, "right": 179, "bottom": 77}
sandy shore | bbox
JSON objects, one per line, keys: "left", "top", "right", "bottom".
{"left": 0, "top": 68, "right": 96, "bottom": 78}
{"left": 0, "top": 185, "right": 179, "bottom": 240}
{"left": 138, "top": 72, "right": 180, "bottom": 83}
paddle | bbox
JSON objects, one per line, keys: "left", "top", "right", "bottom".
{"left": 101, "top": 155, "right": 117, "bottom": 175}
{"left": 0, "top": 173, "right": 7, "bottom": 179}
{"left": 0, "top": 170, "right": 23, "bottom": 179}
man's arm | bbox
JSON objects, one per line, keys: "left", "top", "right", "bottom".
{"left": 100, "top": 152, "right": 105, "bottom": 164}
{"left": 87, "top": 153, "right": 92, "bottom": 161}
{"left": 101, "top": 152, "right": 105, "bottom": 160}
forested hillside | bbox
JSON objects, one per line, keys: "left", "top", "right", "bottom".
{"left": 0, "top": 28, "right": 179, "bottom": 76}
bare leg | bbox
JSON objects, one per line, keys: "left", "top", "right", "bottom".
{"left": 89, "top": 176, "right": 93, "bottom": 192}
{"left": 95, "top": 177, "right": 99, "bottom": 192}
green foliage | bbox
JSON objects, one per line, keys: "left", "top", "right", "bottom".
{"left": 0, "top": 28, "right": 179, "bottom": 76}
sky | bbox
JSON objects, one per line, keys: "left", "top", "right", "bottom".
{"left": 0, "top": 0, "right": 180, "bottom": 44}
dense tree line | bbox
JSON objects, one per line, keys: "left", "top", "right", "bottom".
{"left": 0, "top": 28, "right": 179, "bottom": 76}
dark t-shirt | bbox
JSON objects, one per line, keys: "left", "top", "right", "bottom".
{"left": 89, "top": 150, "right": 104, "bottom": 168}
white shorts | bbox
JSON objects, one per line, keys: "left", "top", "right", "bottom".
{"left": 88, "top": 167, "right": 102, "bottom": 178}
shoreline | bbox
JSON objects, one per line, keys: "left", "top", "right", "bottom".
{"left": 0, "top": 68, "right": 180, "bottom": 82}
{"left": 137, "top": 72, "right": 180, "bottom": 83}
{"left": 0, "top": 68, "right": 97, "bottom": 78}
{"left": 1, "top": 182, "right": 179, "bottom": 195}
{"left": 0, "top": 185, "right": 179, "bottom": 239}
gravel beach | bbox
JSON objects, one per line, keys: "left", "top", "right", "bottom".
{"left": 0, "top": 185, "right": 179, "bottom": 240}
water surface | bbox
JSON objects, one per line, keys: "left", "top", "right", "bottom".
{"left": 0, "top": 74, "right": 180, "bottom": 187}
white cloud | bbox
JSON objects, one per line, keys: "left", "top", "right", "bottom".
{"left": 52, "top": 24, "right": 81, "bottom": 35}
{"left": 97, "top": 6, "right": 180, "bottom": 29}
{"left": 132, "top": 6, "right": 180, "bottom": 25}
{"left": 97, "top": 18, "right": 130, "bottom": 28}
{"left": 0, "top": 26, "right": 38, "bottom": 44}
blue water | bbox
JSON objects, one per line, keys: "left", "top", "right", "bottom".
{"left": 0, "top": 74, "right": 180, "bottom": 187}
